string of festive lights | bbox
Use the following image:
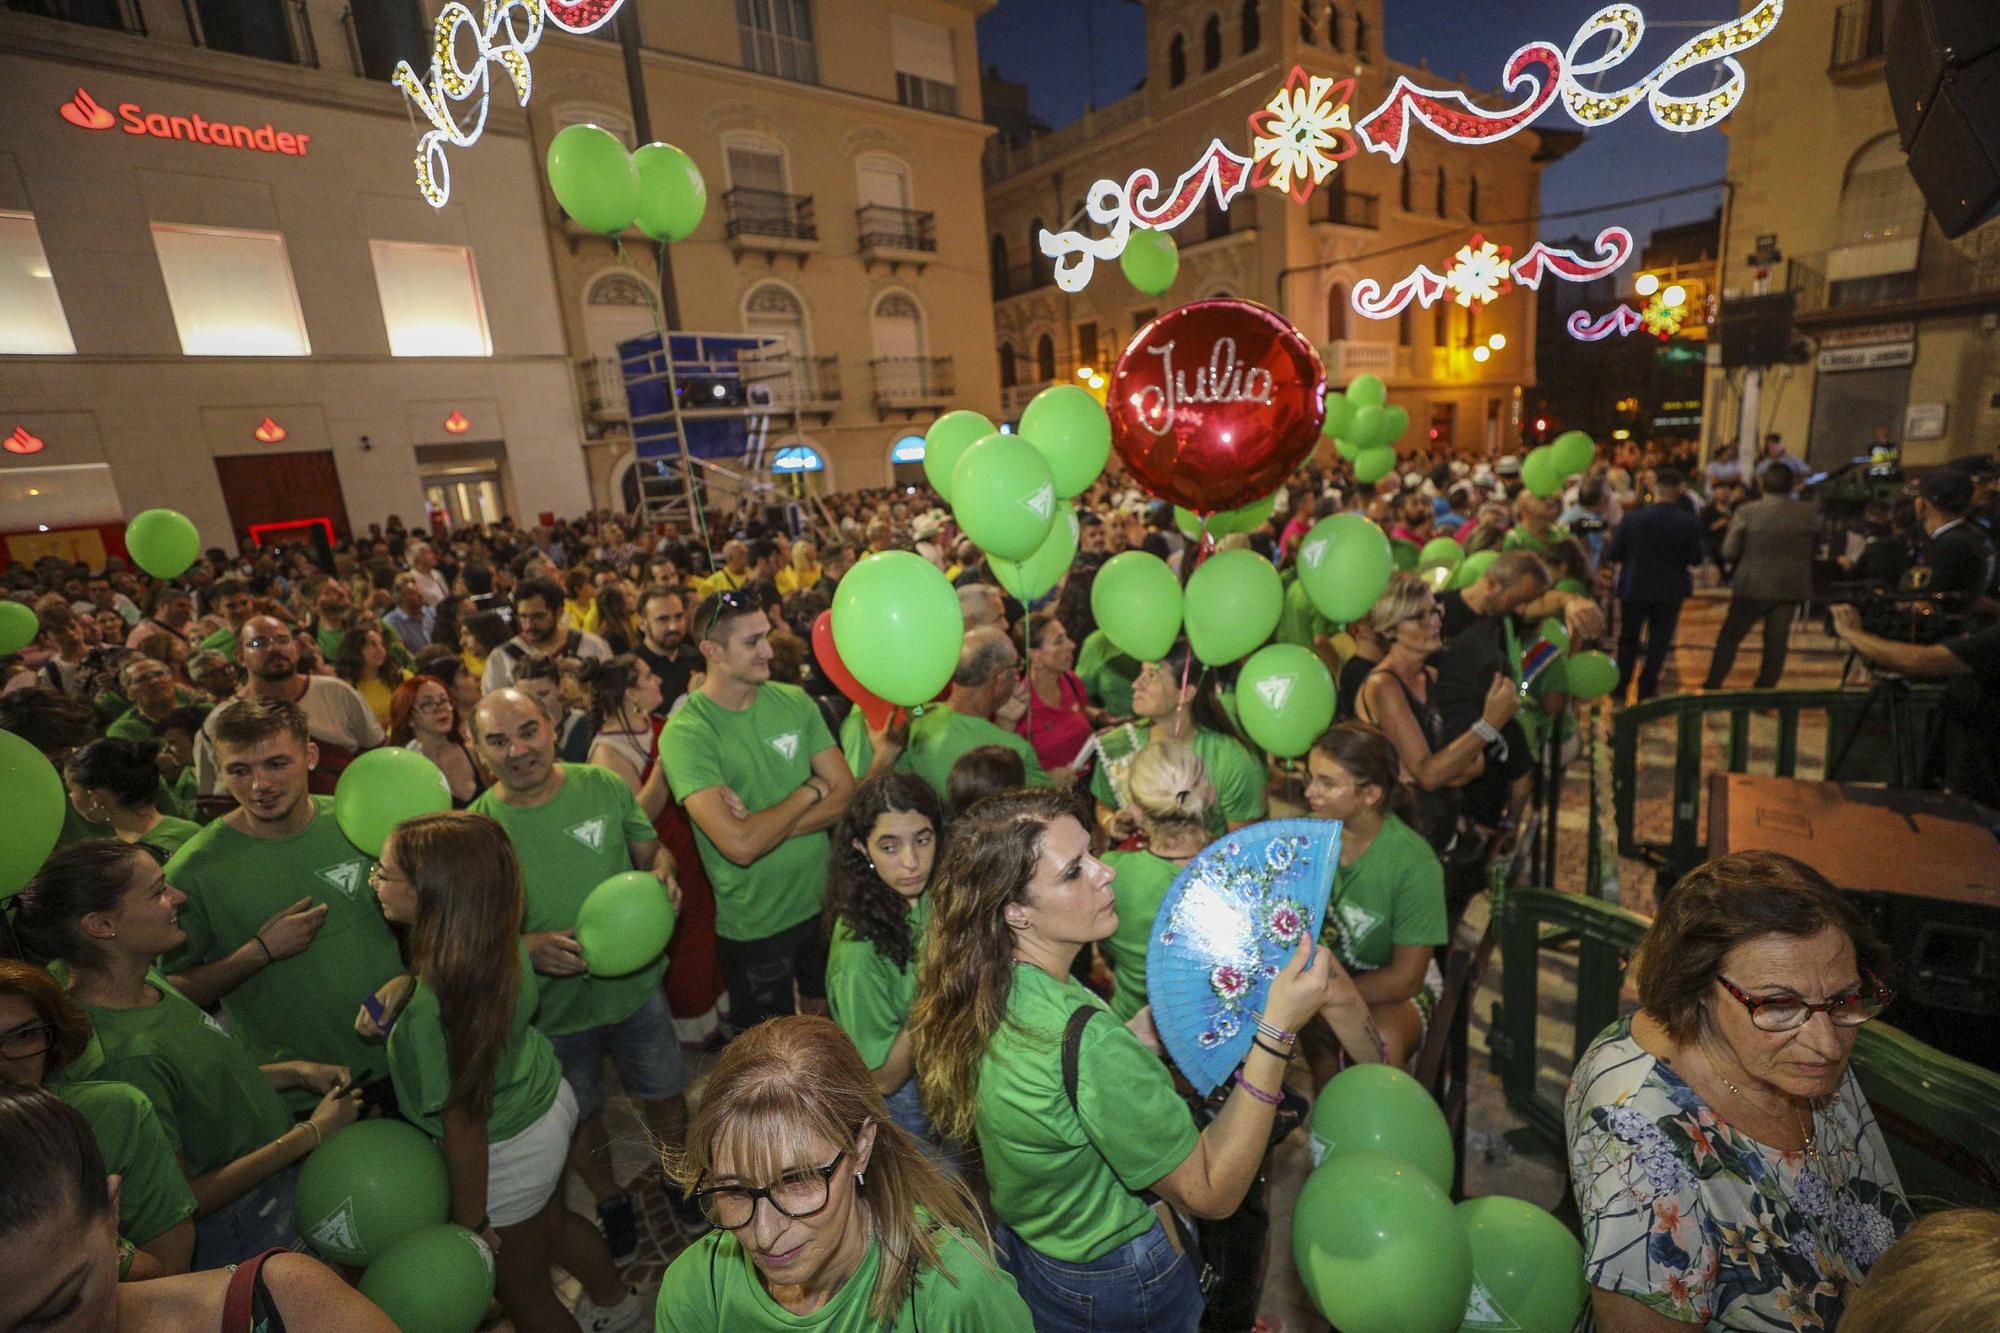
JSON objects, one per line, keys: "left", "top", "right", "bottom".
{"left": 1248, "top": 67, "right": 1359, "bottom": 204}
{"left": 1041, "top": 140, "right": 1253, "bottom": 293}
{"left": 1350, "top": 226, "right": 1631, "bottom": 319}
{"left": 1568, "top": 306, "right": 1646, "bottom": 341}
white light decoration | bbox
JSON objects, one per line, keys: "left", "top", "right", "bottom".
{"left": 1442, "top": 236, "right": 1514, "bottom": 309}
{"left": 1247, "top": 67, "right": 1359, "bottom": 203}
{"left": 1473, "top": 345, "right": 1492, "bottom": 363}
{"left": 1488, "top": 333, "right": 1507, "bottom": 351}
{"left": 1557, "top": 2, "right": 1784, "bottom": 135}
{"left": 1662, "top": 284, "right": 1687, "bottom": 307}
{"left": 1634, "top": 272, "right": 1661, "bottom": 297}
{"left": 1037, "top": 139, "right": 1253, "bottom": 293}
{"left": 1569, "top": 305, "right": 1646, "bottom": 341}
{"left": 1353, "top": 226, "right": 1631, "bottom": 320}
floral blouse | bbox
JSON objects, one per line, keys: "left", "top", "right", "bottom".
{"left": 1566, "top": 1018, "right": 1912, "bottom": 1332}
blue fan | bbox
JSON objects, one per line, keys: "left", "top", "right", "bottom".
{"left": 1145, "top": 818, "right": 1342, "bottom": 1097}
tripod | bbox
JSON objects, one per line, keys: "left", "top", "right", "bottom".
{"left": 1827, "top": 656, "right": 1927, "bottom": 788}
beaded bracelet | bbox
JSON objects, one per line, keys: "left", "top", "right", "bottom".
{"left": 1234, "top": 1071, "right": 1284, "bottom": 1107}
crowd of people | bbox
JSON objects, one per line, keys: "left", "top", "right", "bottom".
{"left": 1, "top": 428, "right": 1996, "bottom": 1332}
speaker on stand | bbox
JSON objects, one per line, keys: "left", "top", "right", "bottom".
{"left": 1885, "top": 0, "right": 2000, "bottom": 237}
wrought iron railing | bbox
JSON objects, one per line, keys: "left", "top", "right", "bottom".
{"left": 870, "top": 356, "right": 954, "bottom": 405}
{"left": 856, "top": 205, "right": 937, "bottom": 253}
{"left": 895, "top": 71, "right": 958, "bottom": 115}
{"left": 6, "top": 0, "right": 145, "bottom": 34}
{"left": 723, "top": 188, "right": 818, "bottom": 242}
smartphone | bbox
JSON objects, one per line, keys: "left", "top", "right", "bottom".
{"left": 360, "top": 992, "right": 394, "bottom": 1037}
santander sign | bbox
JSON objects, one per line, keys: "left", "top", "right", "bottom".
{"left": 59, "top": 88, "right": 312, "bottom": 156}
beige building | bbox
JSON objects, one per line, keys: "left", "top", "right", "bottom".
{"left": 0, "top": 0, "right": 592, "bottom": 558}
{"left": 522, "top": 0, "right": 1001, "bottom": 508}
{"left": 981, "top": 0, "right": 1573, "bottom": 458}
{"left": 1703, "top": 0, "right": 2000, "bottom": 469}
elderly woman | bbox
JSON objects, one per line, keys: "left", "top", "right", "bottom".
{"left": 657, "top": 1015, "right": 1032, "bottom": 1329}
{"left": 1567, "top": 851, "right": 1912, "bottom": 1332}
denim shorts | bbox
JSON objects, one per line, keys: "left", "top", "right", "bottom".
{"left": 197, "top": 1163, "right": 301, "bottom": 1269}
{"left": 995, "top": 1216, "right": 1204, "bottom": 1333}
{"left": 548, "top": 988, "right": 689, "bottom": 1119}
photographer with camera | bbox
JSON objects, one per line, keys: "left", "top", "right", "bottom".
{"left": 1831, "top": 605, "right": 2000, "bottom": 807}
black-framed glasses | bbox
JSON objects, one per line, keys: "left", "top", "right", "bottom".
{"left": 0, "top": 1022, "right": 56, "bottom": 1060}
{"left": 1716, "top": 970, "right": 1891, "bottom": 1032}
{"left": 701, "top": 588, "right": 755, "bottom": 642}
{"left": 244, "top": 634, "right": 296, "bottom": 651}
{"left": 693, "top": 1149, "right": 847, "bottom": 1230}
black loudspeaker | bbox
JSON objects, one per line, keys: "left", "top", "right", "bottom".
{"left": 1885, "top": 0, "right": 2000, "bottom": 238}
{"left": 1718, "top": 292, "right": 1795, "bottom": 368}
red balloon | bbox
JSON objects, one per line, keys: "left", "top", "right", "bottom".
{"left": 811, "top": 611, "right": 895, "bottom": 731}
{"left": 1109, "top": 298, "right": 1326, "bottom": 513}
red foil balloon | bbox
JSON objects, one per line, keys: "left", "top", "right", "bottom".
{"left": 1109, "top": 298, "right": 1326, "bottom": 514}
{"left": 810, "top": 611, "right": 896, "bottom": 731}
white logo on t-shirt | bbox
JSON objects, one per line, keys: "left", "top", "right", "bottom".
{"left": 567, "top": 817, "right": 606, "bottom": 851}
{"left": 1338, "top": 901, "right": 1382, "bottom": 945}
{"left": 767, "top": 733, "right": 799, "bottom": 761}
{"left": 317, "top": 861, "right": 364, "bottom": 900}
{"left": 1300, "top": 537, "right": 1328, "bottom": 571}
{"left": 1255, "top": 674, "right": 1294, "bottom": 712}
{"left": 201, "top": 1011, "right": 229, "bottom": 1037}
{"left": 307, "top": 1198, "right": 361, "bottom": 1255}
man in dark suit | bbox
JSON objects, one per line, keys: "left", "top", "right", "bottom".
{"left": 1605, "top": 468, "right": 1706, "bottom": 700}
{"left": 1704, "top": 461, "right": 1822, "bottom": 689}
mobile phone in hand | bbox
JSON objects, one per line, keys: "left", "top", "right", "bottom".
{"left": 361, "top": 992, "right": 394, "bottom": 1037}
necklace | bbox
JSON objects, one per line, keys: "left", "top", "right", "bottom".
{"left": 1713, "top": 1067, "right": 1819, "bottom": 1160}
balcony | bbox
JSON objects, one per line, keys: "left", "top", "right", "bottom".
{"left": 5, "top": 0, "right": 145, "bottom": 34}
{"left": 343, "top": 0, "right": 426, "bottom": 82}
{"left": 1830, "top": 0, "right": 1887, "bottom": 80}
{"left": 579, "top": 350, "right": 842, "bottom": 430}
{"left": 1313, "top": 188, "right": 1381, "bottom": 230}
{"left": 752, "top": 353, "right": 842, "bottom": 416}
{"left": 895, "top": 72, "right": 959, "bottom": 116}
{"left": 1001, "top": 379, "right": 1056, "bottom": 417}
{"left": 739, "top": 20, "right": 818, "bottom": 84}
{"left": 1318, "top": 340, "right": 1411, "bottom": 381}
{"left": 187, "top": 0, "right": 318, "bottom": 67}
{"left": 856, "top": 204, "right": 937, "bottom": 271}
{"left": 723, "top": 188, "right": 818, "bottom": 264}
{"left": 1787, "top": 224, "right": 2000, "bottom": 325}
{"left": 871, "top": 356, "right": 955, "bottom": 416}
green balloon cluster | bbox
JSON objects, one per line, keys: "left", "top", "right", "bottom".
{"left": 1449, "top": 548, "right": 1498, "bottom": 591}
{"left": 1236, "top": 643, "right": 1336, "bottom": 757}
{"left": 1550, "top": 429, "right": 1597, "bottom": 477}
{"left": 1296, "top": 513, "right": 1394, "bottom": 625}
{"left": 831, "top": 552, "right": 964, "bottom": 706}
{"left": 125, "top": 509, "right": 200, "bottom": 580}
{"left": 295, "top": 1120, "right": 448, "bottom": 1266}
{"left": 1455, "top": 1196, "right": 1589, "bottom": 1333}
{"left": 1091, "top": 551, "right": 1182, "bottom": 662}
{"left": 1418, "top": 536, "right": 1464, "bottom": 575}
{"left": 1019, "top": 385, "right": 1111, "bottom": 499}
{"left": 1520, "top": 446, "right": 1563, "bottom": 499}
{"left": 1564, "top": 649, "right": 1620, "bottom": 701}
{"left": 0, "top": 599, "right": 38, "bottom": 655}
{"left": 990, "top": 504, "right": 1079, "bottom": 602}
{"left": 921, "top": 410, "right": 993, "bottom": 503}
{"left": 1293, "top": 1150, "right": 1472, "bottom": 1333}
{"left": 632, "top": 141, "right": 708, "bottom": 243}
{"left": 1184, "top": 550, "right": 1282, "bottom": 666}
{"left": 546, "top": 124, "right": 639, "bottom": 235}
{"left": 577, "top": 871, "right": 677, "bottom": 977}
{"left": 951, "top": 434, "right": 1057, "bottom": 561}
{"left": 1173, "top": 491, "right": 1275, "bottom": 541}
{"left": 1322, "top": 375, "right": 1409, "bottom": 493}
{"left": 1121, "top": 228, "right": 1179, "bottom": 296}
{"left": 358, "top": 1224, "right": 496, "bottom": 1333}
{"left": 0, "top": 730, "right": 64, "bottom": 900}
{"left": 333, "top": 747, "right": 451, "bottom": 858}
{"left": 1308, "top": 1063, "right": 1454, "bottom": 1192}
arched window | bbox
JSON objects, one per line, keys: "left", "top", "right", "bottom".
{"left": 1202, "top": 14, "right": 1222, "bottom": 71}
{"left": 1467, "top": 176, "right": 1481, "bottom": 223}
{"left": 1436, "top": 167, "right": 1449, "bottom": 216}
{"left": 1327, "top": 2, "right": 1342, "bottom": 50}
{"left": 745, "top": 281, "right": 811, "bottom": 402}
{"left": 991, "top": 233, "right": 1011, "bottom": 298}
{"left": 582, "top": 270, "right": 659, "bottom": 372}
{"left": 1036, "top": 332, "right": 1056, "bottom": 382}
{"left": 871, "top": 291, "right": 926, "bottom": 362}
{"left": 1169, "top": 33, "right": 1187, "bottom": 87}
{"left": 1239, "top": 0, "right": 1260, "bottom": 54}
{"left": 1400, "top": 162, "right": 1414, "bottom": 212}
{"left": 1325, "top": 281, "right": 1347, "bottom": 341}
{"left": 1434, "top": 301, "right": 1449, "bottom": 348}
{"left": 1028, "top": 217, "right": 1047, "bottom": 287}
{"left": 1299, "top": 0, "right": 1314, "bottom": 44}
{"left": 999, "top": 341, "right": 1018, "bottom": 387}
{"left": 1838, "top": 134, "right": 1927, "bottom": 248}
{"left": 1353, "top": 11, "right": 1368, "bottom": 60}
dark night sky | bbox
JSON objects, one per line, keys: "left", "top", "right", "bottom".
{"left": 975, "top": 0, "right": 1734, "bottom": 252}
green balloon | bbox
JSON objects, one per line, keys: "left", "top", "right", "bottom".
{"left": 546, "top": 123, "right": 639, "bottom": 235}
{"left": 1521, "top": 446, "right": 1564, "bottom": 499}
{"left": 1353, "top": 446, "right": 1398, "bottom": 485}
{"left": 1449, "top": 548, "right": 1498, "bottom": 591}
{"left": 0, "top": 730, "right": 64, "bottom": 900}
{"left": 831, "top": 551, "right": 964, "bottom": 706}
{"left": 1296, "top": 514, "right": 1393, "bottom": 624}
{"left": 358, "top": 1224, "right": 496, "bottom": 1333}
{"left": 296, "top": 1120, "right": 448, "bottom": 1266}
{"left": 1550, "top": 429, "right": 1597, "bottom": 478}
{"left": 1293, "top": 1151, "right": 1473, "bottom": 1333}
{"left": 1564, "top": 649, "right": 1620, "bottom": 701}
{"left": 921, "top": 410, "right": 994, "bottom": 503}
{"left": 125, "top": 509, "right": 200, "bottom": 580}
{"left": 1455, "top": 1197, "right": 1587, "bottom": 1333}
{"left": 334, "top": 748, "right": 451, "bottom": 858}
{"left": 990, "top": 504, "right": 1078, "bottom": 602}
{"left": 577, "top": 871, "right": 677, "bottom": 977}
{"left": 1379, "top": 404, "right": 1411, "bottom": 450}
{"left": 1174, "top": 492, "right": 1276, "bottom": 540}
{"left": 1349, "top": 404, "right": 1385, "bottom": 451}
{"left": 1236, "top": 643, "right": 1336, "bottom": 757}
{"left": 1120, "top": 227, "right": 1179, "bottom": 295}
{"left": 1020, "top": 385, "right": 1111, "bottom": 499}
{"left": 1321, "top": 393, "right": 1356, "bottom": 441}
{"left": 1390, "top": 538, "right": 1419, "bottom": 572}
{"left": 1333, "top": 431, "right": 1366, "bottom": 462}
{"left": 0, "top": 600, "right": 38, "bottom": 655}
{"left": 1090, "top": 551, "right": 1182, "bottom": 662}
{"left": 1307, "top": 1062, "right": 1456, "bottom": 1193}
{"left": 1537, "top": 616, "right": 1570, "bottom": 654}
{"left": 631, "top": 141, "right": 707, "bottom": 243}
{"left": 950, "top": 434, "right": 1056, "bottom": 561}
{"left": 1347, "top": 373, "right": 1388, "bottom": 408}
{"left": 1418, "top": 536, "right": 1464, "bottom": 573}
{"left": 1183, "top": 549, "right": 1283, "bottom": 666}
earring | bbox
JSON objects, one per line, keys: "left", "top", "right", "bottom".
{"left": 855, "top": 1171, "right": 865, "bottom": 1188}
{"left": 866, "top": 859, "right": 877, "bottom": 873}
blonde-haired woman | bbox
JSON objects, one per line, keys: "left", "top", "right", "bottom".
{"left": 775, "top": 539, "right": 822, "bottom": 596}
{"left": 1100, "top": 741, "right": 1216, "bottom": 1022}
{"left": 657, "top": 1015, "right": 1031, "bottom": 1329}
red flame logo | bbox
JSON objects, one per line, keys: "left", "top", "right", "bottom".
{"left": 6, "top": 427, "right": 47, "bottom": 455}
{"left": 60, "top": 88, "right": 115, "bottom": 131}
{"left": 253, "top": 416, "right": 288, "bottom": 444}
{"left": 443, "top": 410, "right": 471, "bottom": 434}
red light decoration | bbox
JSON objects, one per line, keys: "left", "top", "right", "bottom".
{"left": 253, "top": 416, "right": 288, "bottom": 444}
{"left": 5, "top": 427, "right": 46, "bottom": 455}
{"left": 248, "top": 517, "right": 337, "bottom": 548}
{"left": 443, "top": 410, "right": 471, "bottom": 434}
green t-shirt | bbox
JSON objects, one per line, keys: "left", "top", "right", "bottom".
{"left": 1316, "top": 812, "right": 1448, "bottom": 972}
{"left": 470, "top": 764, "right": 661, "bottom": 1037}
{"left": 1088, "top": 723, "right": 1265, "bottom": 837}
{"left": 840, "top": 704, "right": 1049, "bottom": 798}
{"left": 106, "top": 692, "right": 199, "bottom": 744}
{"left": 657, "top": 1227, "right": 1031, "bottom": 1332}
{"left": 140, "top": 816, "right": 203, "bottom": 861}
{"left": 1502, "top": 523, "right": 1571, "bottom": 556}
{"left": 54, "top": 1077, "right": 198, "bottom": 1247}
{"left": 164, "top": 797, "right": 401, "bottom": 1103}
{"left": 661, "top": 684, "right": 836, "bottom": 942}
{"left": 198, "top": 625, "right": 239, "bottom": 659}
{"left": 977, "top": 965, "right": 1199, "bottom": 1263}
{"left": 387, "top": 946, "right": 563, "bottom": 1142}
{"left": 1074, "top": 630, "right": 1138, "bottom": 718}
{"left": 58, "top": 797, "right": 115, "bottom": 848}
{"left": 826, "top": 894, "right": 928, "bottom": 1070}
{"left": 71, "top": 971, "right": 295, "bottom": 1176}
{"left": 1099, "top": 850, "right": 1183, "bottom": 1023}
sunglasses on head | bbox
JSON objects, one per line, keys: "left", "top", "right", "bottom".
{"left": 701, "top": 588, "right": 755, "bottom": 642}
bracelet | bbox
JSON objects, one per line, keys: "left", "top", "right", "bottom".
{"left": 1252, "top": 1036, "right": 1295, "bottom": 1061}
{"left": 1251, "top": 1011, "right": 1296, "bottom": 1046}
{"left": 253, "top": 933, "right": 274, "bottom": 964}
{"left": 296, "top": 1120, "right": 322, "bottom": 1151}
{"left": 1472, "top": 719, "right": 1502, "bottom": 745}
{"left": 1233, "top": 1071, "right": 1284, "bottom": 1107}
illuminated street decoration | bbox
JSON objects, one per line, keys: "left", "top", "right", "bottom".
{"left": 1568, "top": 306, "right": 1646, "bottom": 341}
{"left": 1510, "top": 228, "right": 1635, "bottom": 289}
{"left": 1557, "top": 2, "right": 1783, "bottom": 134}
{"left": 1040, "top": 140, "right": 1253, "bottom": 292}
{"left": 771, "top": 444, "right": 825, "bottom": 473}
{"left": 1247, "top": 68, "right": 1358, "bottom": 204}
{"left": 1441, "top": 236, "right": 1513, "bottom": 309}
{"left": 1640, "top": 292, "right": 1687, "bottom": 338}
{"left": 1352, "top": 226, "right": 1631, "bottom": 320}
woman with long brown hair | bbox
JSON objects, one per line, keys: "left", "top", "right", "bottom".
{"left": 657, "top": 1015, "right": 1031, "bottom": 1329}
{"left": 387, "top": 674, "right": 484, "bottom": 806}
{"left": 332, "top": 624, "right": 405, "bottom": 727}
{"left": 362, "top": 811, "right": 645, "bottom": 1332}
{"left": 908, "top": 788, "right": 1336, "bottom": 1332}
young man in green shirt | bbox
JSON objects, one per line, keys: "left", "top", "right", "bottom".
{"left": 194, "top": 575, "right": 254, "bottom": 659}
{"left": 662, "top": 590, "right": 855, "bottom": 1033}
{"left": 163, "top": 700, "right": 402, "bottom": 1106}
{"left": 838, "top": 627, "right": 1050, "bottom": 797}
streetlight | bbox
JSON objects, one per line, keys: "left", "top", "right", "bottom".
{"left": 1634, "top": 273, "right": 1660, "bottom": 297}
{"left": 1487, "top": 333, "right": 1506, "bottom": 351}
{"left": 1662, "top": 284, "right": 1687, "bottom": 307}
{"left": 1472, "top": 345, "right": 1491, "bottom": 363}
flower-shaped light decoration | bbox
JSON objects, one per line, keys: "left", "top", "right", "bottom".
{"left": 1442, "top": 233, "right": 1514, "bottom": 309}
{"left": 1641, "top": 293, "right": 1687, "bottom": 339}
{"left": 1247, "top": 66, "right": 1359, "bottom": 204}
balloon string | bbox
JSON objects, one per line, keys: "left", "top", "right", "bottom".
{"left": 1179, "top": 514, "right": 1215, "bottom": 705}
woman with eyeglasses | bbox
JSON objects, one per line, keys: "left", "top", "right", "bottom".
{"left": 657, "top": 1015, "right": 1032, "bottom": 1330}
{"left": 1566, "top": 851, "right": 1912, "bottom": 1333}
{"left": 1087, "top": 638, "right": 1266, "bottom": 841}
{"left": 389, "top": 673, "right": 486, "bottom": 806}
{"left": 362, "top": 811, "right": 645, "bottom": 1333}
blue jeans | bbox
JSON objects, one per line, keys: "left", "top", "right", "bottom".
{"left": 547, "top": 988, "right": 689, "bottom": 1120}
{"left": 882, "top": 1077, "right": 964, "bottom": 1177}
{"left": 197, "top": 1164, "right": 300, "bottom": 1268}
{"left": 996, "top": 1217, "right": 1203, "bottom": 1333}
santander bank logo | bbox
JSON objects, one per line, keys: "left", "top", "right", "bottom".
{"left": 57, "top": 86, "right": 312, "bottom": 156}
